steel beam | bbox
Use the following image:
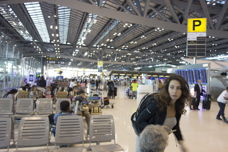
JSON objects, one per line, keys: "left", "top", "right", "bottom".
{"left": 127, "top": 0, "right": 141, "bottom": 16}
{"left": 215, "top": 0, "right": 228, "bottom": 30}
{"left": 31, "top": 53, "right": 155, "bottom": 65}
{"left": 1, "top": 0, "right": 228, "bottom": 38}
{"left": 164, "top": 0, "right": 180, "bottom": 24}
{"left": 182, "top": 0, "right": 193, "bottom": 24}
{"left": 72, "top": 12, "right": 88, "bottom": 47}
{"left": 50, "top": 0, "right": 228, "bottom": 39}
{"left": 0, "top": 0, "right": 221, "bottom": 15}
{"left": 143, "top": 0, "right": 149, "bottom": 17}
{"left": 0, "top": 14, "right": 24, "bottom": 41}
{"left": 10, "top": 4, "right": 42, "bottom": 41}
{"left": 199, "top": 0, "right": 214, "bottom": 29}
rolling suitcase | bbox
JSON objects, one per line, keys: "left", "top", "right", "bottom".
{"left": 190, "top": 97, "right": 197, "bottom": 110}
{"left": 203, "top": 94, "right": 211, "bottom": 110}
{"left": 114, "top": 87, "right": 117, "bottom": 96}
{"left": 103, "top": 97, "right": 110, "bottom": 105}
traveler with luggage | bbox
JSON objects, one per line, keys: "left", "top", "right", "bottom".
{"left": 131, "top": 75, "right": 190, "bottom": 152}
{"left": 216, "top": 87, "right": 228, "bottom": 123}
{"left": 194, "top": 80, "right": 205, "bottom": 110}
{"left": 107, "top": 80, "right": 115, "bottom": 99}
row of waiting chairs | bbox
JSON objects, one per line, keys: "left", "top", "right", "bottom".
{"left": 0, "top": 98, "right": 71, "bottom": 115}
{"left": 0, "top": 115, "right": 123, "bottom": 152}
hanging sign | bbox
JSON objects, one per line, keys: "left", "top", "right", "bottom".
{"left": 188, "top": 18, "right": 207, "bottom": 33}
{"left": 187, "top": 18, "right": 207, "bottom": 57}
{"left": 97, "top": 61, "right": 103, "bottom": 72}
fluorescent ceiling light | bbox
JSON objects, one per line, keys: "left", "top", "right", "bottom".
{"left": 25, "top": 2, "right": 50, "bottom": 42}
{"left": 134, "top": 67, "right": 141, "bottom": 70}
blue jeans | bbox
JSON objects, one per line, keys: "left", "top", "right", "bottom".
{"left": 217, "top": 102, "right": 226, "bottom": 120}
{"left": 136, "top": 136, "right": 140, "bottom": 152}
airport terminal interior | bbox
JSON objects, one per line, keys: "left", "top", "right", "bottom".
{"left": 0, "top": 0, "right": 228, "bottom": 152}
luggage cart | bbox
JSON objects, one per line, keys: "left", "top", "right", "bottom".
{"left": 87, "top": 96, "right": 102, "bottom": 115}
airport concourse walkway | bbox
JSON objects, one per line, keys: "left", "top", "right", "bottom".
{"left": 102, "top": 86, "right": 228, "bottom": 152}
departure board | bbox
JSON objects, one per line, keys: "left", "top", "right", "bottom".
{"left": 176, "top": 68, "right": 207, "bottom": 84}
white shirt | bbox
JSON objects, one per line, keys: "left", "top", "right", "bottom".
{"left": 163, "top": 117, "right": 177, "bottom": 129}
{"left": 217, "top": 90, "right": 228, "bottom": 104}
{"left": 69, "top": 81, "right": 75, "bottom": 88}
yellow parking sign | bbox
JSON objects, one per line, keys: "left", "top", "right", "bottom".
{"left": 188, "top": 18, "right": 207, "bottom": 32}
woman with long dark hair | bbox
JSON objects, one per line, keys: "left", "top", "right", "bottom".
{"left": 134, "top": 75, "right": 190, "bottom": 152}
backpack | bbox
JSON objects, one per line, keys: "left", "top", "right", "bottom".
{"left": 131, "top": 93, "right": 155, "bottom": 135}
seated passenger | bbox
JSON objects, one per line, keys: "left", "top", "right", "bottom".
{"left": 3, "top": 88, "right": 18, "bottom": 98}
{"left": 74, "top": 89, "right": 88, "bottom": 104}
{"left": 44, "top": 86, "right": 52, "bottom": 98}
{"left": 139, "top": 125, "right": 170, "bottom": 152}
{"left": 51, "top": 100, "right": 73, "bottom": 135}
{"left": 56, "top": 87, "right": 68, "bottom": 98}
{"left": 17, "top": 86, "right": 29, "bottom": 98}
{"left": 74, "top": 89, "right": 90, "bottom": 125}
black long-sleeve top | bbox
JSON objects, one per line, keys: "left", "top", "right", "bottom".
{"left": 135, "top": 97, "right": 183, "bottom": 141}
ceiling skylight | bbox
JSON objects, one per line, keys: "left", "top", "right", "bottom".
{"left": 0, "top": 5, "right": 33, "bottom": 41}
{"left": 24, "top": 2, "right": 50, "bottom": 42}
{"left": 58, "top": 6, "right": 70, "bottom": 44}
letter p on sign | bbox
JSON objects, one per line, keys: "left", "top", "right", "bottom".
{"left": 188, "top": 18, "right": 207, "bottom": 32}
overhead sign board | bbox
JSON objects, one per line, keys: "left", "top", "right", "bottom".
{"left": 97, "top": 60, "right": 103, "bottom": 72}
{"left": 187, "top": 18, "right": 207, "bottom": 57}
{"left": 188, "top": 18, "right": 207, "bottom": 33}
{"left": 187, "top": 32, "right": 207, "bottom": 41}
{"left": 97, "top": 61, "right": 103, "bottom": 67}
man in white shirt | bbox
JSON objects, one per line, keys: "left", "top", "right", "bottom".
{"left": 69, "top": 79, "right": 75, "bottom": 88}
{"left": 216, "top": 87, "right": 228, "bottom": 122}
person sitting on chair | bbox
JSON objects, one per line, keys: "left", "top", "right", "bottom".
{"left": 50, "top": 100, "right": 73, "bottom": 136}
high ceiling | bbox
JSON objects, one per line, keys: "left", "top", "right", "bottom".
{"left": 0, "top": 0, "right": 228, "bottom": 70}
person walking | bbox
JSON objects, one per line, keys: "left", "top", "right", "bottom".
{"left": 216, "top": 87, "right": 228, "bottom": 123}
{"left": 107, "top": 80, "right": 115, "bottom": 99}
{"left": 37, "top": 76, "right": 46, "bottom": 88}
{"left": 131, "top": 79, "right": 138, "bottom": 99}
{"left": 194, "top": 80, "right": 203, "bottom": 110}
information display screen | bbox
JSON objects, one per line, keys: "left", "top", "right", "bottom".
{"left": 176, "top": 68, "right": 207, "bottom": 84}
